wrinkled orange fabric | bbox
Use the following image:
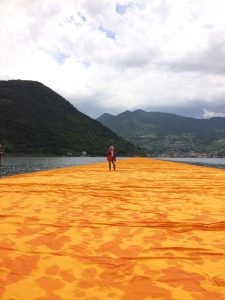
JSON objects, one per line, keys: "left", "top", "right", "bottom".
{"left": 0, "top": 157, "right": 225, "bottom": 300}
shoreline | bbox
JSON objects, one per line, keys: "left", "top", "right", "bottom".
{"left": 1, "top": 156, "right": 225, "bottom": 179}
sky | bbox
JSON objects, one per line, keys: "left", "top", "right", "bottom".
{"left": 1, "top": 0, "right": 225, "bottom": 119}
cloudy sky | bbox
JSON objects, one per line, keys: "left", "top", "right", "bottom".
{"left": 1, "top": 0, "right": 225, "bottom": 118}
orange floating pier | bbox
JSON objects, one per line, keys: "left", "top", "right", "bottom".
{"left": 0, "top": 158, "right": 225, "bottom": 300}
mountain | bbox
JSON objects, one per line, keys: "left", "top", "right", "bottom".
{"left": 97, "top": 113, "right": 115, "bottom": 123}
{"left": 97, "top": 109, "right": 225, "bottom": 157}
{"left": 0, "top": 80, "right": 138, "bottom": 156}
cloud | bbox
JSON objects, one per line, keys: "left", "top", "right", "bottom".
{"left": 39, "top": 47, "right": 69, "bottom": 64}
{"left": 203, "top": 109, "right": 225, "bottom": 119}
{"left": 99, "top": 25, "right": 116, "bottom": 39}
{"left": 115, "top": 3, "right": 133, "bottom": 15}
{"left": 1, "top": 0, "right": 225, "bottom": 118}
{"left": 162, "top": 35, "right": 225, "bottom": 75}
{"left": 143, "top": 100, "right": 225, "bottom": 119}
{"left": 77, "top": 12, "right": 86, "bottom": 23}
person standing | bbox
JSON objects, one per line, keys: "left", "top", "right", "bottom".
{"left": 107, "top": 145, "right": 116, "bottom": 171}
{"left": 0, "top": 144, "right": 3, "bottom": 166}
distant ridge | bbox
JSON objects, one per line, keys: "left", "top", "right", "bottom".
{"left": 0, "top": 80, "right": 138, "bottom": 155}
{"left": 97, "top": 113, "right": 115, "bottom": 123}
{"left": 97, "top": 109, "right": 225, "bottom": 157}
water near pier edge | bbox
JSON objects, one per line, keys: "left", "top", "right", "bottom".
{"left": 1, "top": 156, "right": 225, "bottom": 178}
{"left": 158, "top": 157, "right": 225, "bottom": 170}
{"left": 0, "top": 157, "right": 107, "bottom": 178}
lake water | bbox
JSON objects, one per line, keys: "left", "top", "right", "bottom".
{"left": 1, "top": 156, "right": 225, "bottom": 179}
{"left": 0, "top": 157, "right": 107, "bottom": 178}
{"left": 158, "top": 157, "right": 225, "bottom": 170}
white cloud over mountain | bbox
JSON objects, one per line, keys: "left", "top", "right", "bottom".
{"left": 1, "top": 0, "right": 225, "bottom": 118}
{"left": 203, "top": 109, "right": 225, "bottom": 119}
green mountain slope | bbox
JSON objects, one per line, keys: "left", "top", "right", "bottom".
{"left": 97, "top": 109, "right": 225, "bottom": 157}
{"left": 0, "top": 80, "right": 138, "bottom": 155}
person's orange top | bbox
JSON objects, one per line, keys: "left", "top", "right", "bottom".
{"left": 0, "top": 158, "right": 225, "bottom": 300}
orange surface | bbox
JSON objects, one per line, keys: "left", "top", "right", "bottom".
{"left": 0, "top": 157, "right": 225, "bottom": 300}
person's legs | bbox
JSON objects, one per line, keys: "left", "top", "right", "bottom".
{"left": 112, "top": 160, "right": 116, "bottom": 171}
{"left": 108, "top": 160, "right": 112, "bottom": 170}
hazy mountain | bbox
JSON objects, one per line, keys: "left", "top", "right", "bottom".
{"left": 97, "top": 109, "right": 225, "bottom": 157}
{"left": 0, "top": 80, "right": 138, "bottom": 155}
{"left": 97, "top": 113, "right": 115, "bottom": 123}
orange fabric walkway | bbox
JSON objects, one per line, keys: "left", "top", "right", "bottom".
{"left": 0, "top": 158, "right": 225, "bottom": 300}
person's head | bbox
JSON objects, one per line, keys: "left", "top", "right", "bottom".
{"left": 109, "top": 145, "right": 114, "bottom": 151}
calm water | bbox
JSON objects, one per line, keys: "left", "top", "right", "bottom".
{"left": 1, "top": 156, "right": 225, "bottom": 179}
{"left": 158, "top": 157, "right": 225, "bottom": 170}
{"left": 0, "top": 157, "right": 107, "bottom": 178}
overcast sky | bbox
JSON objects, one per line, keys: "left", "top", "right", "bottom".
{"left": 1, "top": 0, "right": 225, "bottom": 118}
